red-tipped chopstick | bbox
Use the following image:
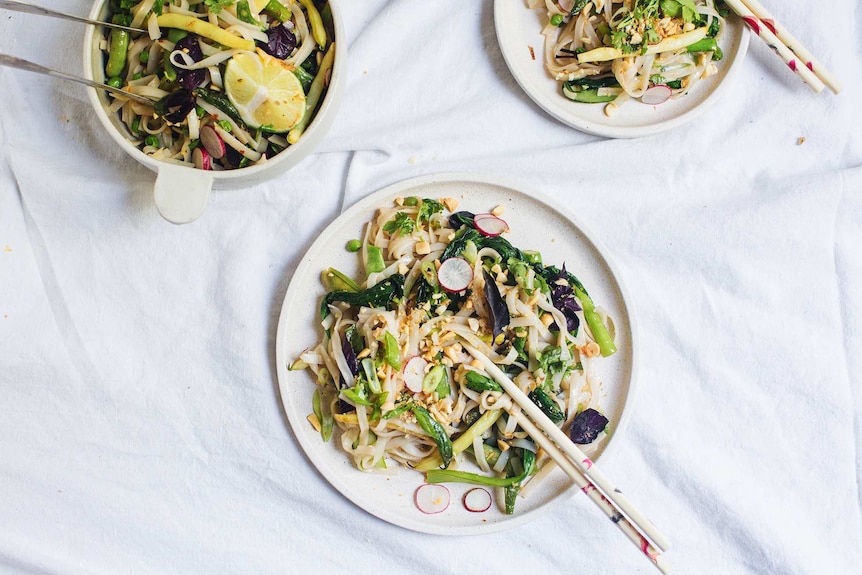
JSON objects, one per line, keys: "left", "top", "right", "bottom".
{"left": 724, "top": 0, "right": 839, "bottom": 94}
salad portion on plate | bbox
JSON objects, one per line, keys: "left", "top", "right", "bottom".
{"left": 537, "top": 0, "right": 729, "bottom": 111}
{"left": 276, "top": 174, "right": 636, "bottom": 533}
{"left": 292, "top": 196, "right": 616, "bottom": 515}
{"left": 495, "top": 0, "right": 749, "bottom": 138}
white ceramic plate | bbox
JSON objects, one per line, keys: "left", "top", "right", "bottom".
{"left": 275, "top": 173, "right": 637, "bottom": 534}
{"left": 494, "top": 1, "right": 749, "bottom": 138}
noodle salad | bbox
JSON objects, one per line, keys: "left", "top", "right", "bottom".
{"left": 100, "top": 0, "right": 335, "bottom": 170}
{"left": 292, "top": 197, "right": 617, "bottom": 515}
{"left": 531, "top": 0, "right": 728, "bottom": 113}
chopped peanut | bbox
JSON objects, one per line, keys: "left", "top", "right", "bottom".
{"left": 307, "top": 413, "right": 321, "bottom": 432}
{"left": 443, "top": 197, "right": 459, "bottom": 212}
{"left": 415, "top": 241, "right": 431, "bottom": 255}
{"left": 581, "top": 341, "right": 601, "bottom": 358}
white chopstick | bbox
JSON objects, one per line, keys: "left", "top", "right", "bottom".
{"left": 463, "top": 344, "right": 671, "bottom": 554}
{"left": 723, "top": 0, "right": 829, "bottom": 93}
{"left": 510, "top": 410, "right": 670, "bottom": 573}
{"left": 737, "top": 0, "right": 841, "bottom": 94}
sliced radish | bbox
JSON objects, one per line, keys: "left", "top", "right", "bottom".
{"left": 473, "top": 214, "right": 510, "bottom": 237}
{"left": 437, "top": 257, "right": 473, "bottom": 292}
{"left": 463, "top": 487, "right": 492, "bottom": 512}
{"left": 403, "top": 356, "right": 428, "bottom": 393}
{"left": 641, "top": 84, "right": 672, "bottom": 105}
{"left": 415, "top": 484, "right": 450, "bottom": 514}
{"left": 192, "top": 147, "right": 211, "bottom": 170}
{"left": 200, "top": 125, "right": 226, "bottom": 159}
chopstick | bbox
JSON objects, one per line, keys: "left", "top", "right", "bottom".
{"left": 463, "top": 345, "right": 671, "bottom": 553}
{"left": 737, "top": 0, "right": 842, "bottom": 94}
{"left": 510, "top": 410, "right": 670, "bottom": 573}
{"left": 723, "top": 0, "right": 838, "bottom": 94}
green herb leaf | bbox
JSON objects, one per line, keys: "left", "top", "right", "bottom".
{"left": 382, "top": 212, "right": 416, "bottom": 236}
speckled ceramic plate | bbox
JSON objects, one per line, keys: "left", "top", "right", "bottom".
{"left": 494, "top": 1, "right": 749, "bottom": 138}
{"left": 275, "top": 172, "right": 637, "bottom": 534}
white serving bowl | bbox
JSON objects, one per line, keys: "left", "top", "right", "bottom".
{"left": 82, "top": 0, "right": 345, "bottom": 224}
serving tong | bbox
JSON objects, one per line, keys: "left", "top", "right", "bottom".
{"left": 0, "top": 0, "right": 145, "bottom": 33}
{"left": 0, "top": 0, "right": 151, "bottom": 104}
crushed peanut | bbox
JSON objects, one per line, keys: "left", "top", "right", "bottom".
{"left": 443, "top": 197, "right": 459, "bottom": 212}
{"left": 581, "top": 341, "right": 601, "bottom": 358}
{"left": 307, "top": 413, "right": 321, "bottom": 432}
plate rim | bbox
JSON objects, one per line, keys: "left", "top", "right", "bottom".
{"left": 275, "top": 171, "right": 640, "bottom": 534}
{"left": 493, "top": 0, "right": 750, "bottom": 138}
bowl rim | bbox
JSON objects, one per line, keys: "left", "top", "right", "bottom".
{"left": 81, "top": 0, "right": 346, "bottom": 182}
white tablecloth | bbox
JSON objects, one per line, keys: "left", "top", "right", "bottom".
{"left": 1, "top": 1, "right": 860, "bottom": 573}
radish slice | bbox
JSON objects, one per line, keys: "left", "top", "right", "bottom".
{"left": 192, "top": 147, "right": 211, "bottom": 170}
{"left": 403, "top": 356, "right": 428, "bottom": 393}
{"left": 463, "top": 487, "right": 492, "bottom": 512}
{"left": 415, "top": 484, "right": 450, "bottom": 514}
{"left": 200, "top": 125, "right": 226, "bottom": 159}
{"left": 641, "top": 84, "right": 672, "bottom": 105}
{"left": 474, "top": 214, "right": 510, "bottom": 237}
{"left": 437, "top": 257, "right": 473, "bottom": 292}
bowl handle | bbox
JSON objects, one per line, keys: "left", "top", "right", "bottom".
{"left": 153, "top": 164, "right": 214, "bottom": 224}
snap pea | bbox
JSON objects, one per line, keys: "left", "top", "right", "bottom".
{"left": 105, "top": 29, "right": 129, "bottom": 78}
{"left": 413, "top": 409, "right": 502, "bottom": 472}
{"left": 193, "top": 87, "right": 247, "bottom": 128}
{"left": 366, "top": 244, "right": 385, "bottom": 274}
{"left": 464, "top": 370, "right": 503, "bottom": 393}
{"left": 411, "top": 405, "right": 453, "bottom": 469}
{"left": 686, "top": 37, "right": 723, "bottom": 60}
{"left": 528, "top": 388, "right": 565, "bottom": 424}
{"left": 167, "top": 29, "right": 188, "bottom": 44}
{"left": 382, "top": 331, "right": 401, "bottom": 369}
{"left": 106, "top": 76, "right": 123, "bottom": 88}
{"left": 263, "top": 0, "right": 292, "bottom": 23}
{"left": 163, "top": 49, "right": 177, "bottom": 82}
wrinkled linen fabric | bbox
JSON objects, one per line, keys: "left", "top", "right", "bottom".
{"left": 1, "top": 1, "right": 860, "bottom": 574}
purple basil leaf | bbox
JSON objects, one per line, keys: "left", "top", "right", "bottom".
{"left": 569, "top": 408, "right": 609, "bottom": 444}
{"left": 156, "top": 88, "right": 196, "bottom": 123}
{"left": 483, "top": 269, "right": 510, "bottom": 340}
{"left": 174, "top": 35, "right": 207, "bottom": 90}
{"left": 261, "top": 25, "right": 297, "bottom": 60}
{"left": 548, "top": 264, "right": 581, "bottom": 333}
{"left": 342, "top": 333, "right": 359, "bottom": 376}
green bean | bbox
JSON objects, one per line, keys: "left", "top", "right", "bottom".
{"left": 288, "top": 42, "right": 335, "bottom": 144}
{"left": 345, "top": 239, "right": 362, "bottom": 253}
{"left": 298, "top": 0, "right": 327, "bottom": 48}
{"left": 105, "top": 30, "right": 129, "bottom": 78}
